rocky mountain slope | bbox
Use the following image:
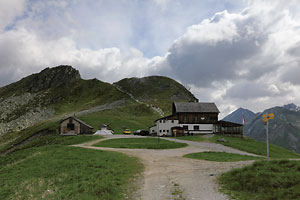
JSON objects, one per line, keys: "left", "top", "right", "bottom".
{"left": 222, "top": 107, "right": 257, "bottom": 124}
{"left": 282, "top": 103, "right": 300, "bottom": 112}
{"left": 0, "top": 65, "right": 129, "bottom": 135}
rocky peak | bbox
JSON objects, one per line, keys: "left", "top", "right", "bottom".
{"left": 283, "top": 103, "right": 300, "bottom": 112}
{"left": 25, "top": 65, "right": 81, "bottom": 92}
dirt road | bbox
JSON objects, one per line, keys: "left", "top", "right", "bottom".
{"left": 73, "top": 135, "right": 255, "bottom": 200}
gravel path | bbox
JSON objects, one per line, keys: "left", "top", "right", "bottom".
{"left": 73, "top": 135, "right": 256, "bottom": 200}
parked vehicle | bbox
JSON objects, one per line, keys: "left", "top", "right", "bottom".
{"left": 123, "top": 129, "right": 131, "bottom": 134}
{"left": 134, "top": 129, "right": 149, "bottom": 136}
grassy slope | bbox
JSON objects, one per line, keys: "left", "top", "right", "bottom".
{"left": 94, "top": 138, "right": 188, "bottom": 149}
{"left": 178, "top": 135, "right": 300, "bottom": 159}
{"left": 219, "top": 160, "right": 300, "bottom": 200}
{"left": 50, "top": 79, "right": 128, "bottom": 114}
{"left": 79, "top": 103, "right": 160, "bottom": 134}
{"left": 0, "top": 120, "right": 59, "bottom": 153}
{"left": 115, "top": 76, "right": 197, "bottom": 114}
{"left": 0, "top": 136, "right": 143, "bottom": 200}
{"left": 184, "top": 152, "right": 263, "bottom": 162}
{"left": 0, "top": 103, "right": 159, "bottom": 154}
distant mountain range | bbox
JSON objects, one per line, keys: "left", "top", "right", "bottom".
{"left": 223, "top": 104, "right": 300, "bottom": 153}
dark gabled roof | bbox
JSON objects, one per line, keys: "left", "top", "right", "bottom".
{"left": 173, "top": 102, "right": 220, "bottom": 113}
{"left": 61, "top": 116, "right": 94, "bottom": 129}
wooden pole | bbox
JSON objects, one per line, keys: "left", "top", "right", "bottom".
{"left": 266, "top": 119, "right": 270, "bottom": 162}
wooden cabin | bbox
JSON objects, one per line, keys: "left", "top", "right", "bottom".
{"left": 60, "top": 116, "right": 93, "bottom": 135}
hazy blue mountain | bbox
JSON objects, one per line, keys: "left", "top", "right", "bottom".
{"left": 222, "top": 107, "right": 257, "bottom": 124}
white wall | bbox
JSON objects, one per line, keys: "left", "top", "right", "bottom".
{"left": 156, "top": 119, "right": 179, "bottom": 136}
{"left": 181, "top": 124, "right": 213, "bottom": 134}
{"left": 152, "top": 119, "right": 215, "bottom": 136}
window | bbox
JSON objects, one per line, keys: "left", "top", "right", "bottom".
{"left": 163, "top": 130, "right": 165, "bottom": 132}
{"left": 167, "top": 130, "right": 169, "bottom": 132}
{"left": 194, "top": 125, "right": 199, "bottom": 130}
{"left": 195, "top": 116, "right": 198, "bottom": 123}
{"left": 171, "top": 120, "right": 174, "bottom": 123}
{"left": 183, "top": 125, "right": 188, "bottom": 130}
{"left": 160, "top": 120, "right": 162, "bottom": 123}
{"left": 67, "top": 123, "right": 75, "bottom": 130}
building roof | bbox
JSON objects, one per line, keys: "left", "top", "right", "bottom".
{"left": 61, "top": 116, "right": 94, "bottom": 129}
{"left": 173, "top": 102, "right": 220, "bottom": 113}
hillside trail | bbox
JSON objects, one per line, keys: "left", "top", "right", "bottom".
{"left": 113, "top": 84, "right": 165, "bottom": 117}
{"left": 73, "top": 135, "right": 255, "bottom": 200}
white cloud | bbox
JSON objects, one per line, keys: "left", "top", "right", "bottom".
{"left": 0, "top": 27, "right": 165, "bottom": 86}
{"left": 0, "top": 0, "right": 27, "bottom": 31}
{"left": 1, "top": 0, "right": 300, "bottom": 116}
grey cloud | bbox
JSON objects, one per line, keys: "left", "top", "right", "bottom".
{"left": 224, "top": 81, "right": 286, "bottom": 100}
{"left": 166, "top": 31, "right": 266, "bottom": 87}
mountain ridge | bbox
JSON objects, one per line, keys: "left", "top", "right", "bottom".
{"left": 0, "top": 65, "right": 196, "bottom": 150}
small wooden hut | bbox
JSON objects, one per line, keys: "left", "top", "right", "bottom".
{"left": 60, "top": 116, "right": 93, "bottom": 135}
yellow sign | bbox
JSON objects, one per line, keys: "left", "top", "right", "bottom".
{"left": 268, "top": 113, "right": 274, "bottom": 119}
{"left": 262, "top": 113, "right": 275, "bottom": 122}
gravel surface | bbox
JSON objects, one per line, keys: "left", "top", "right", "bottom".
{"left": 73, "top": 135, "right": 256, "bottom": 200}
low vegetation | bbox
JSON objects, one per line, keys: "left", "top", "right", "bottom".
{"left": 0, "top": 120, "right": 59, "bottom": 153}
{"left": 94, "top": 138, "right": 188, "bottom": 149}
{"left": 178, "top": 135, "right": 300, "bottom": 159}
{"left": 79, "top": 103, "right": 159, "bottom": 134}
{"left": 219, "top": 160, "right": 300, "bottom": 200}
{"left": 184, "top": 152, "right": 263, "bottom": 162}
{"left": 0, "top": 136, "right": 143, "bottom": 200}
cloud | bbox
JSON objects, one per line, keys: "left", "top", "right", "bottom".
{"left": 0, "top": 27, "right": 166, "bottom": 86}
{"left": 154, "top": 0, "right": 300, "bottom": 115}
{"left": 0, "top": 0, "right": 27, "bottom": 30}
{"left": 1, "top": 0, "right": 300, "bottom": 116}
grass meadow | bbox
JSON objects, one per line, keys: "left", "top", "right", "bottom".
{"left": 184, "top": 151, "right": 264, "bottom": 162}
{"left": 219, "top": 160, "right": 300, "bottom": 200}
{"left": 0, "top": 135, "right": 143, "bottom": 200}
{"left": 94, "top": 138, "right": 188, "bottom": 149}
{"left": 178, "top": 135, "right": 300, "bottom": 159}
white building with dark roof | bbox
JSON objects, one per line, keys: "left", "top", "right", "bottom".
{"left": 151, "top": 102, "right": 243, "bottom": 137}
{"left": 151, "top": 102, "right": 220, "bottom": 136}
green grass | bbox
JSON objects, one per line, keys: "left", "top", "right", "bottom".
{"left": 0, "top": 136, "right": 142, "bottom": 200}
{"left": 178, "top": 135, "right": 300, "bottom": 159}
{"left": 184, "top": 152, "right": 263, "bottom": 162}
{"left": 115, "top": 76, "right": 197, "bottom": 114}
{"left": 177, "top": 135, "right": 209, "bottom": 142}
{"left": 219, "top": 160, "right": 300, "bottom": 200}
{"left": 94, "top": 138, "right": 188, "bottom": 149}
{"left": 79, "top": 103, "right": 160, "bottom": 134}
{"left": 0, "top": 120, "right": 59, "bottom": 153}
{"left": 20, "top": 135, "right": 102, "bottom": 150}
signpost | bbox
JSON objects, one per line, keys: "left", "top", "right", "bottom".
{"left": 262, "top": 113, "right": 275, "bottom": 162}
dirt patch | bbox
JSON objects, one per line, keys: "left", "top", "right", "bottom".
{"left": 73, "top": 135, "right": 255, "bottom": 200}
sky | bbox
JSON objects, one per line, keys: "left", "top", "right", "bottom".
{"left": 1, "top": 0, "right": 300, "bottom": 118}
